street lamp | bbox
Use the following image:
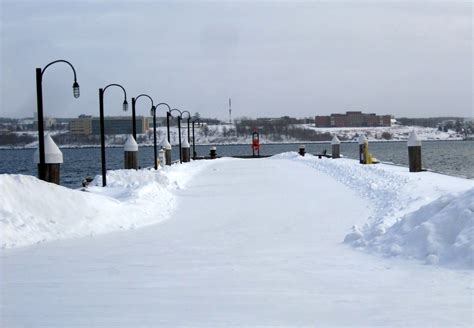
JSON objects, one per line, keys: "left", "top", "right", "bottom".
{"left": 131, "top": 94, "right": 154, "bottom": 141}
{"left": 181, "top": 110, "right": 192, "bottom": 144}
{"left": 131, "top": 94, "right": 155, "bottom": 168}
{"left": 152, "top": 102, "right": 171, "bottom": 169}
{"left": 191, "top": 117, "right": 202, "bottom": 159}
{"left": 169, "top": 108, "right": 184, "bottom": 163}
{"left": 35, "top": 59, "right": 80, "bottom": 181}
{"left": 99, "top": 83, "right": 128, "bottom": 186}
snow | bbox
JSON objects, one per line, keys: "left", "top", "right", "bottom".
{"left": 3, "top": 123, "right": 464, "bottom": 150}
{"left": 33, "top": 134, "right": 63, "bottom": 163}
{"left": 1, "top": 155, "right": 473, "bottom": 326}
{"left": 161, "top": 137, "right": 171, "bottom": 149}
{"left": 181, "top": 138, "right": 190, "bottom": 148}
{"left": 347, "top": 187, "right": 474, "bottom": 268}
{"left": 331, "top": 135, "right": 340, "bottom": 145}
{"left": 272, "top": 152, "right": 474, "bottom": 269}
{"left": 0, "top": 161, "right": 210, "bottom": 249}
{"left": 303, "top": 123, "right": 463, "bottom": 142}
{"left": 123, "top": 134, "right": 138, "bottom": 151}
{"left": 407, "top": 129, "right": 422, "bottom": 147}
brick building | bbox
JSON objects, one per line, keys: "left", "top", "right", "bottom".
{"left": 315, "top": 111, "right": 391, "bottom": 127}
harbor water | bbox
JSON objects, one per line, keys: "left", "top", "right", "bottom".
{"left": 1, "top": 140, "right": 473, "bottom": 188}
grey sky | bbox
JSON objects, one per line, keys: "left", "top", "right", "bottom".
{"left": 0, "top": 0, "right": 472, "bottom": 120}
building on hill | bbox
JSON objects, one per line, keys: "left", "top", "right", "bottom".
{"left": 315, "top": 111, "right": 391, "bottom": 127}
{"left": 69, "top": 115, "right": 149, "bottom": 135}
{"left": 70, "top": 115, "right": 92, "bottom": 135}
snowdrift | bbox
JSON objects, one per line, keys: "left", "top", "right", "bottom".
{"left": 345, "top": 188, "right": 474, "bottom": 268}
{"left": 274, "top": 152, "right": 474, "bottom": 268}
{"left": 0, "top": 161, "right": 208, "bottom": 249}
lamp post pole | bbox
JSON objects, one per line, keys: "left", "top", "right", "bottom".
{"left": 132, "top": 98, "right": 137, "bottom": 140}
{"left": 131, "top": 94, "right": 155, "bottom": 167}
{"left": 180, "top": 110, "right": 191, "bottom": 144}
{"left": 153, "top": 103, "right": 171, "bottom": 169}
{"left": 99, "top": 84, "right": 128, "bottom": 186}
{"left": 167, "top": 111, "right": 171, "bottom": 144}
{"left": 35, "top": 60, "right": 80, "bottom": 181}
{"left": 170, "top": 109, "right": 183, "bottom": 163}
{"left": 191, "top": 118, "right": 201, "bottom": 160}
{"left": 131, "top": 94, "right": 154, "bottom": 141}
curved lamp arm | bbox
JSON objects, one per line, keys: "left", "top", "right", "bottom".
{"left": 135, "top": 94, "right": 154, "bottom": 108}
{"left": 181, "top": 110, "right": 191, "bottom": 120}
{"left": 169, "top": 108, "right": 182, "bottom": 118}
{"left": 103, "top": 83, "right": 128, "bottom": 111}
{"left": 41, "top": 59, "right": 80, "bottom": 98}
{"left": 41, "top": 59, "right": 78, "bottom": 81}
{"left": 134, "top": 94, "right": 155, "bottom": 116}
{"left": 155, "top": 102, "right": 171, "bottom": 113}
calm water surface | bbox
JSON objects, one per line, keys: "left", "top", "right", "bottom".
{"left": 1, "top": 141, "right": 473, "bottom": 188}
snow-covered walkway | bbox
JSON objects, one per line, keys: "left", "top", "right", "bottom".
{"left": 1, "top": 158, "right": 473, "bottom": 327}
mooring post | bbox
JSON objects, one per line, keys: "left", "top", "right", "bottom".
{"left": 182, "top": 139, "right": 190, "bottom": 163}
{"left": 162, "top": 139, "right": 172, "bottom": 166}
{"left": 407, "top": 130, "right": 422, "bottom": 172}
{"left": 124, "top": 135, "right": 138, "bottom": 169}
{"left": 358, "top": 134, "right": 367, "bottom": 164}
{"left": 331, "top": 135, "right": 341, "bottom": 158}
{"left": 34, "top": 134, "right": 63, "bottom": 185}
{"left": 210, "top": 146, "right": 217, "bottom": 159}
{"left": 158, "top": 149, "right": 165, "bottom": 168}
{"left": 298, "top": 145, "right": 306, "bottom": 156}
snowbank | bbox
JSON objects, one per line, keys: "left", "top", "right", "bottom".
{"left": 0, "top": 161, "right": 210, "bottom": 249}
{"left": 273, "top": 152, "right": 474, "bottom": 268}
{"left": 345, "top": 188, "right": 474, "bottom": 268}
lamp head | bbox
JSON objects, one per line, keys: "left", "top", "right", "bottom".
{"left": 72, "top": 81, "right": 80, "bottom": 98}
{"left": 123, "top": 99, "right": 129, "bottom": 112}
{"left": 150, "top": 106, "right": 156, "bottom": 116}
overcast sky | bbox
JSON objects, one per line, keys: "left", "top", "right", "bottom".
{"left": 0, "top": 0, "right": 472, "bottom": 120}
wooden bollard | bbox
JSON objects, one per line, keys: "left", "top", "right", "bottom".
{"left": 358, "top": 134, "right": 367, "bottom": 164}
{"left": 124, "top": 135, "right": 138, "bottom": 169}
{"left": 407, "top": 130, "right": 422, "bottom": 172}
{"left": 210, "top": 146, "right": 217, "bottom": 159}
{"left": 182, "top": 139, "right": 190, "bottom": 163}
{"left": 34, "top": 134, "right": 63, "bottom": 185}
{"left": 162, "top": 139, "right": 172, "bottom": 166}
{"left": 158, "top": 149, "right": 166, "bottom": 168}
{"left": 331, "top": 135, "right": 340, "bottom": 159}
{"left": 298, "top": 145, "right": 306, "bottom": 156}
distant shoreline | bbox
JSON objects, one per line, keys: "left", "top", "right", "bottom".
{"left": 0, "top": 138, "right": 469, "bottom": 151}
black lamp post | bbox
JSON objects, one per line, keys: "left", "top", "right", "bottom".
{"left": 99, "top": 84, "right": 128, "bottom": 187}
{"left": 191, "top": 117, "right": 201, "bottom": 159}
{"left": 131, "top": 94, "right": 154, "bottom": 141}
{"left": 166, "top": 111, "right": 171, "bottom": 144}
{"left": 151, "top": 102, "right": 172, "bottom": 170}
{"left": 131, "top": 94, "right": 155, "bottom": 169}
{"left": 169, "top": 108, "right": 183, "bottom": 163}
{"left": 181, "top": 110, "right": 191, "bottom": 144}
{"left": 35, "top": 59, "right": 80, "bottom": 181}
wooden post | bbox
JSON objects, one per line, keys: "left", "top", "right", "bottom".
{"left": 162, "top": 139, "right": 172, "bottom": 166}
{"left": 210, "top": 146, "right": 217, "bottom": 159}
{"left": 331, "top": 135, "right": 340, "bottom": 158}
{"left": 182, "top": 139, "right": 190, "bottom": 163}
{"left": 358, "top": 135, "right": 367, "bottom": 164}
{"left": 34, "top": 134, "right": 62, "bottom": 185}
{"left": 298, "top": 145, "right": 306, "bottom": 156}
{"left": 124, "top": 135, "right": 138, "bottom": 169}
{"left": 407, "top": 130, "right": 422, "bottom": 172}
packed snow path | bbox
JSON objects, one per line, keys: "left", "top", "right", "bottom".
{"left": 1, "top": 158, "right": 473, "bottom": 327}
